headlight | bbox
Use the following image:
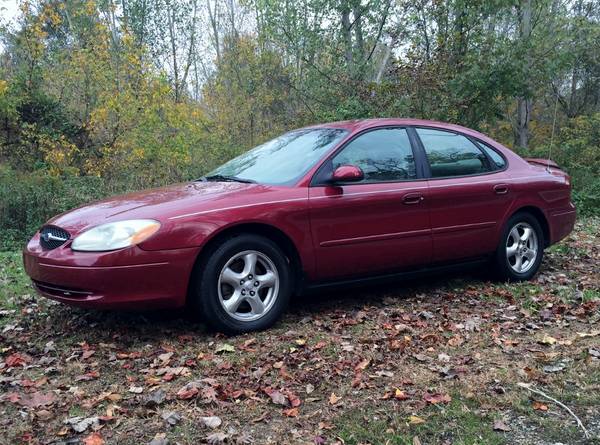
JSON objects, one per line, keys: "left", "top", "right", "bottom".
{"left": 71, "top": 219, "right": 161, "bottom": 252}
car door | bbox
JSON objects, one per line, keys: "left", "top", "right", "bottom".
{"left": 413, "top": 127, "right": 513, "bottom": 262}
{"left": 308, "top": 127, "right": 432, "bottom": 281}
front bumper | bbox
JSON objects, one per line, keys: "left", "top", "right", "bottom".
{"left": 23, "top": 232, "right": 200, "bottom": 309}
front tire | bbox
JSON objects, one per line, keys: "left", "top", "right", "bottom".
{"left": 494, "top": 212, "right": 544, "bottom": 282}
{"left": 192, "top": 234, "right": 292, "bottom": 334}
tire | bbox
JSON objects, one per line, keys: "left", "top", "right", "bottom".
{"left": 494, "top": 212, "right": 544, "bottom": 282}
{"left": 192, "top": 234, "right": 292, "bottom": 334}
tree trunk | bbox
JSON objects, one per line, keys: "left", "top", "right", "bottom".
{"left": 515, "top": 0, "right": 532, "bottom": 148}
{"left": 341, "top": 8, "right": 353, "bottom": 70}
{"left": 375, "top": 44, "right": 391, "bottom": 83}
{"left": 353, "top": 5, "right": 364, "bottom": 59}
{"left": 167, "top": 7, "right": 180, "bottom": 102}
{"left": 207, "top": 0, "right": 221, "bottom": 64}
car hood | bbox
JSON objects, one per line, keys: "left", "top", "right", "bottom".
{"left": 46, "top": 181, "right": 260, "bottom": 233}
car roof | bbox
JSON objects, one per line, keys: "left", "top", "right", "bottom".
{"left": 304, "top": 118, "right": 490, "bottom": 140}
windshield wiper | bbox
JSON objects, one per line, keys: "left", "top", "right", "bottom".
{"left": 197, "top": 174, "right": 256, "bottom": 184}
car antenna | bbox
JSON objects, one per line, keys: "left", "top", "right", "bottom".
{"left": 547, "top": 93, "right": 559, "bottom": 173}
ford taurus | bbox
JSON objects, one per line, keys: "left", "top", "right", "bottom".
{"left": 23, "top": 119, "right": 576, "bottom": 333}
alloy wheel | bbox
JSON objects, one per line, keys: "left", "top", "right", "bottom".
{"left": 217, "top": 250, "right": 280, "bottom": 321}
{"left": 506, "top": 222, "right": 538, "bottom": 274}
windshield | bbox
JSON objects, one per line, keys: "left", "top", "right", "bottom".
{"left": 207, "top": 128, "right": 348, "bottom": 185}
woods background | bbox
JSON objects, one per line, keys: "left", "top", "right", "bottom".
{"left": 0, "top": 0, "right": 599, "bottom": 250}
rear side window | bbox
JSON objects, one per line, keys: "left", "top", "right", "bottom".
{"left": 416, "top": 128, "right": 492, "bottom": 178}
{"left": 332, "top": 128, "right": 417, "bottom": 182}
{"left": 478, "top": 142, "right": 507, "bottom": 170}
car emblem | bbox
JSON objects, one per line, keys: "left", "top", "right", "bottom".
{"left": 43, "top": 232, "right": 68, "bottom": 243}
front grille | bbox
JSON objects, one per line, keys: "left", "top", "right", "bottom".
{"left": 40, "top": 226, "right": 70, "bottom": 250}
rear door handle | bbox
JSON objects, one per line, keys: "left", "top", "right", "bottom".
{"left": 494, "top": 184, "right": 509, "bottom": 195}
{"left": 403, "top": 193, "right": 424, "bottom": 205}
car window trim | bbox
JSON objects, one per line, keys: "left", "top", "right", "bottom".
{"left": 468, "top": 136, "right": 509, "bottom": 173}
{"left": 411, "top": 125, "right": 508, "bottom": 180}
{"left": 310, "top": 125, "right": 427, "bottom": 187}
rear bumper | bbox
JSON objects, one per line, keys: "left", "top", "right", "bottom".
{"left": 23, "top": 234, "right": 200, "bottom": 309}
{"left": 548, "top": 204, "right": 576, "bottom": 245}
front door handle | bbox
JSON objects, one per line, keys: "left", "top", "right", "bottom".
{"left": 403, "top": 193, "right": 424, "bottom": 205}
{"left": 494, "top": 184, "right": 509, "bottom": 195}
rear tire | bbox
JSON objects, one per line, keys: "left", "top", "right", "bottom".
{"left": 494, "top": 212, "right": 544, "bottom": 282}
{"left": 191, "top": 234, "right": 292, "bottom": 334}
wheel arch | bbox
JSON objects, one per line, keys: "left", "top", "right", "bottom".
{"left": 187, "top": 222, "right": 305, "bottom": 303}
{"left": 508, "top": 205, "right": 551, "bottom": 247}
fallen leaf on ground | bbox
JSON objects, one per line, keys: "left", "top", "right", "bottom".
{"left": 5, "top": 353, "right": 31, "bottom": 367}
{"left": 423, "top": 392, "right": 451, "bottom": 404}
{"left": 264, "top": 388, "right": 288, "bottom": 406}
{"left": 543, "top": 361, "right": 568, "bottom": 373}
{"left": 149, "top": 433, "right": 169, "bottom": 445}
{"left": 158, "top": 352, "right": 173, "bottom": 363}
{"left": 355, "top": 358, "right": 370, "bottom": 371}
{"left": 408, "top": 415, "right": 425, "bottom": 425}
{"left": 394, "top": 389, "right": 410, "bottom": 400}
{"left": 82, "top": 432, "right": 104, "bottom": 445}
{"left": 215, "top": 343, "right": 235, "bottom": 353}
{"left": 206, "top": 432, "right": 228, "bottom": 444}
{"left": 537, "top": 334, "right": 557, "bottom": 345}
{"left": 161, "top": 411, "right": 182, "bottom": 426}
{"left": 329, "top": 392, "right": 341, "bottom": 405}
{"left": 532, "top": 401, "right": 549, "bottom": 411}
{"left": 199, "top": 416, "right": 222, "bottom": 429}
{"left": 493, "top": 420, "right": 511, "bottom": 432}
{"left": 81, "top": 349, "right": 95, "bottom": 360}
{"left": 283, "top": 407, "right": 299, "bottom": 417}
{"left": 65, "top": 416, "right": 100, "bottom": 433}
{"left": 144, "top": 388, "right": 166, "bottom": 406}
{"left": 19, "top": 391, "right": 56, "bottom": 408}
{"left": 177, "top": 381, "right": 201, "bottom": 400}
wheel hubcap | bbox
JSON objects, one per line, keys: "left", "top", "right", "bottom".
{"left": 506, "top": 222, "right": 538, "bottom": 273}
{"left": 218, "top": 250, "right": 279, "bottom": 321}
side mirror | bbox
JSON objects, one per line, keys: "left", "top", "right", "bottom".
{"left": 331, "top": 164, "right": 364, "bottom": 183}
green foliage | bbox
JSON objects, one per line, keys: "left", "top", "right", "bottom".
{"left": 521, "top": 113, "right": 600, "bottom": 216}
{"left": 0, "top": 166, "right": 113, "bottom": 250}
{"left": 0, "top": 0, "right": 599, "bottom": 250}
{"left": 203, "top": 36, "right": 295, "bottom": 148}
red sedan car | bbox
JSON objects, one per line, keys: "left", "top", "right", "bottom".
{"left": 23, "top": 119, "right": 576, "bottom": 333}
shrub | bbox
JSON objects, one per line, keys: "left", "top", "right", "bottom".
{"left": 0, "top": 167, "right": 113, "bottom": 250}
{"left": 522, "top": 113, "right": 600, "bottom": 216}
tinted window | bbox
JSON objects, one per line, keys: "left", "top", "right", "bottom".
{"left": 332, "top": 128, "right": 416, "bottom": 182}
{"left": 417, "top": 128, "right": 492, "bottom": 178}
{"left": 479, "top": 142, "right": 507, "bottom": 170}
{"left": 209, "top": 128, "right": 348, "bottom": 185}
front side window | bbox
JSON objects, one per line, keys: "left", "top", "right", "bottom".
{"left": 332, "top": 128, "right": 417, "bottom": 182}
{"left": 417, "top": 128, "right": 492, "bottom": 178}
{"left": 209, "top": 128, "right": 348, "bottom": 185}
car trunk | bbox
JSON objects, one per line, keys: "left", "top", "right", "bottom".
{"left": 523, "top": 157, "right": 560, "bottom": 169}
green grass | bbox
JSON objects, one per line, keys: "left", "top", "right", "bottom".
{"left": 582, "top": 289, "right": 600, "bottom": 302}
{"left": 334, "top": 396, "right": 506, "bottom": 445}
{"left": 0, "top": 251, "right": 31, "bottom": 316}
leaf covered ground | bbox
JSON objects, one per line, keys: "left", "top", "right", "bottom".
{"left": 1, "top": 219, "right": 599, "bottom": 445}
